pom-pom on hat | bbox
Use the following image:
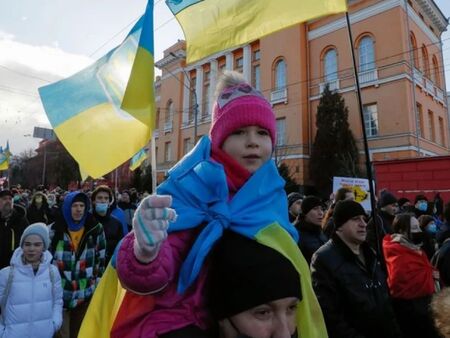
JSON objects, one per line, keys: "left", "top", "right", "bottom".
{"left": 209, "top": 71, "right": 276, "bottom": 149}
{"left": 20, "top": 223, "right": 50, "bottom": 250}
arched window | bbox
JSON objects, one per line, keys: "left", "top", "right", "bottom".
{"left": 421, "top": 45, "right": 430, "bottom": 78}
{"left": 165, "top": 100, "right": 174, "bottom": 123}
{"left": 324, "top": 49, "right": 338, "bottom": 82}
{"left": 274, "top": 59, "right": 286, "bottom": 89}
{"left": 410, "top": 32, "right": 419, "bottom": 69}
{"left": 358, "top": 36, "right": 375, "bottom": 72}
{"left": 432, "top": 55, "right": 440, "bottom": 86}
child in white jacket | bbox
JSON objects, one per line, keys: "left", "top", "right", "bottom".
{"left": 0, "top": 223, "right": 63, "bottom": 338}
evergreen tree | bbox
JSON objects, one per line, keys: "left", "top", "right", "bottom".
{"left": 277, "top": 162, "right": 299, "bottom": 194}
{"left": 309, "top": 85, "right": 360, "bottom": 197}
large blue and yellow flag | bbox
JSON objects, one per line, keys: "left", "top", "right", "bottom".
{"left": 167, "top": 0, "right": 347, "bottom": 63}
{"left": 39, "top": 1, "right": 155, "bottom": 179}
{"left": 129, "top": 147, "right": 147, "bottom": 171}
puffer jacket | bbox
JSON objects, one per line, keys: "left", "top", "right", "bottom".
{"left": 295, "top": 220, "right": 327, "bottom": 265}
{"left": 116, "top": 228, "right": 211, "bottom": 338}
{"left": 0, "top": 248, "right": 63, "bottom": 338}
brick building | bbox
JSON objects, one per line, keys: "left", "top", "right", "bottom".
{"left": 151, "top": 0, "right": 449, "bottom": 189}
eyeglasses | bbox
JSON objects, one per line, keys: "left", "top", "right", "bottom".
{"left": 217, "top": 83, "right": 266, "bottom": 109}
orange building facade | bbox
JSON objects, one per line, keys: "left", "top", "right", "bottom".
{"left": 152, "top": 0, "right": 449, "bottom": 188}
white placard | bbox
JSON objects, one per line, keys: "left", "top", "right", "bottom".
{"left": 333, "top": 176, "right": 372, "bottom": 211}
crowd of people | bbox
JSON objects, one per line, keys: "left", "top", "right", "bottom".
{"left": 1, "top": 71, "right": 450, "bottom": 338}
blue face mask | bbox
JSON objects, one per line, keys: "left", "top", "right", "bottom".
{"left": 417, "top": 202, "right": 428, "bottom": 212}
{"left": 13, "top": 195, "right": 20, "bottom": 203}
{"left": 95, "top": 203, "right": 109, "bottom": 215}
{"left": 426, "top": 222, "right": 437, "bottom": 234}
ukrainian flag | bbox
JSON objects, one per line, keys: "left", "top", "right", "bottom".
{"left": 39, "top": 1, "right": 155, "bottom": 179}
{"left": 167, "top": 0, "right": 347, "bottom": 63}
{"left": 129, "top": 147, "right": 147, "bottom": 171}
{"left": 0, "top": 143, "right": 10, "bottom": 171}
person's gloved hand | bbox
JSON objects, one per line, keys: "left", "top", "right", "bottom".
{"left": 133, "top": 195, "right": 177, "bottom": 263}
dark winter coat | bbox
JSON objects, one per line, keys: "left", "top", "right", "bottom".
{"left": 432, "top": 238, "right": 450, "bottom": 287}
{"left": 295, "top": 220, "right": 327, "bottom": 265}
{"left": 93, "top": 211, "right": 125, "bottom": 263}
{"left": 0, "top": 205, "right": 29, "bottom": 269}
{"left": 310, "top": 234, "right": 402, "bottom": 338}
{"left": 27, "top": 204, "right": 53, "bottom": 224}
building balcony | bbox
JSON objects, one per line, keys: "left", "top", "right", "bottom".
{"left": 425, "top": 78, "right": 435, "bottom": 96}
{"left": 435, "top": 87, "right": 444, "bottom": 103}
{"left": 319, "top": 79, "right": 340, "bottom": 94}
{"left": 413, "top": 67, "right": 424, "bottom": 87}
{"left": 164, "top": 121, "right": 173, "bottom": 133}
{"left": 270, "top": 88, "right": 288, "bottom": 105}
{"left": 358, "top": 69, "right": 378, "bottom": 84}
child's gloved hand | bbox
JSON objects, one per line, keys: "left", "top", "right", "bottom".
{"left": 133, "top": 195, "right": 177, "bottom": 263}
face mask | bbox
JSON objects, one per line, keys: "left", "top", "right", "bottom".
{"left": 95, "top": 203, "right": 109, "bottom": 214}
{"left": 417, "top": 202, "right": 428, "bottom": 212}
{"left": 13, "top": 195, "right": 20, "bottom": 203}
{"left": 411, "top": 232, "right": 424, "bottom": 245}
{"left": 426, "top": 222, "right": 437, "bottom": 234}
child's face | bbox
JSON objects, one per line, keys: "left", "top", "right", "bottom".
{"left": 222, "top": 125, "right": 272, "bottom": 173}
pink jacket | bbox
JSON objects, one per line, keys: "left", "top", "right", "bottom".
{"left": 116, "top": 229, "right": 211, "bottom": 337}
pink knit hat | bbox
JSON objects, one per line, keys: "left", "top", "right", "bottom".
{"left": 209, "top": 83, "right": 276, "bottom": 149}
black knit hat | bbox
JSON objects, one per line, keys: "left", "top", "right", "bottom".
{"left": 208, "top": 231, "right": 301, "bottom": 320}
{"left": 415, "top": 194, "right": 428, "bottom": 203}
{"left": 72, "top": 193, "right": 87, "bottom": 205}
{"left": 287, "top": 192, "right": 303, "bottom": 208}
{"left": 333, "top": 200, "right": 366, "bottom": 228}
{"left": 301, "top": 196, "right": 323, "bottom": 216}
{"left": 0, "top": 190, "right": 13, "bottom": 198}
{"left": 378, "top": 190, "right": 397, "bottom": 208}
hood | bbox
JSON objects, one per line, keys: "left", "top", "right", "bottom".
{"left": 63, "top": 191, "right": 90, "bottom": 231}
{"left": 2, "top": 203, "right": 27, "bottom": 221}
{"left": 10, "top": 246, "right": 53, "bottom": 267}
{"left": 383, "top": 233, "right": 422, "bottom": 256}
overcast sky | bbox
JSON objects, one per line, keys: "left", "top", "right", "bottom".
{"left": 0, "top": 0, "right": 449, "bottom": 155}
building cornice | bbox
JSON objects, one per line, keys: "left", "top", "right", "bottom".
{"left": 155, "top": 49, "right": 186, "bottom": 69}
{"left": 415, "top": 0, "right": 448, "bottom": 33}
{"left": 308, "top": 0, "right": 447, "bottom": 42}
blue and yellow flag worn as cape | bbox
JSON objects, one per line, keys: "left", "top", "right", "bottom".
{"left": 156, "top": 136, "right": 328, "bottom": 338}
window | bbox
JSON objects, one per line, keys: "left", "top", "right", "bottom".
{"left": 276, "top": 118, "right": 286, "bottom": 146}
{"left": 358, "top": 36, "right": 375, "bottom": 72}
{"left": 165, "top": 100, "right": 174, "bottom": 123}
{"left": 428, "top": 110, "right": 435, "bottom": 142}
{"left": 156, "top": 108, "right": 160, "bottom": 129}
{"left": 432, "top": 55, "right": 440, "bottom": 86}
{"left": 253, "top": 50, "right": 260, "bottom": 61}
{"left": 189, "top": 76, "right": 197, "bottom": 123}
{"left": 235, "top": 57, "right": 243, "bottom": 72}
{"left": 324, "top": 49, "right": 338, "bottom": 82}
{"left": 416, "top": 102, "right": 424, "bottom": 137}
{"left": 183, "top": 138, "right": 192, "bottom": 155}
{"left": 410, "top": 32, "right": 419, "bottom": 69}
{"left": 422, "top": 46, "right": 430, "bottom": 78}
{"left": 219, "top": 63, "right": 226, "bottom": 74}
{"left": 253, "top": 64, "right": 261, "bottom": 90}
{"left": 203, "top": 71, "right": 210, "bottom": 118}
{"left": 164, "top": 142, "right": 172, "bottom": 162}
{"left": 439, "top": 117, "right": 445, "bottom": 146}
{"left": 274, "top": 59, "right": 286, "bottom": 89}
{"left": 363, "top": 104, "right": 379, "bottom": 137}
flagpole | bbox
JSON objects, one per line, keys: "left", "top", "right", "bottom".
{"left": 345, "top": 12, "right": 379, "bottom": 250}
{"left": 151, "top": 134, "right": 157, "bottom": 194}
